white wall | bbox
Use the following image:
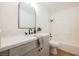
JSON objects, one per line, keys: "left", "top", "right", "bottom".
{"left": 0, "top": 2, "right": 18, "bottom": 31}
{"left": 51, "top": 6, "right": 79, "bottom": 46}
{"left": 35, "top": 4, "right": 50, "bottom": 33}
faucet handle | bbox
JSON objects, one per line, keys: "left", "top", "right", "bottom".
{"left": 25, "top": 32, "right": 27, "bottom": 35}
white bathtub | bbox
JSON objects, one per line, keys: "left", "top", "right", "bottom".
{"left": 58, "top": 42, "right": 79, "bottom": 55}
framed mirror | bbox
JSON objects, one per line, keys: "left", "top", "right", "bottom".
{"left": 18, "top": 2, "right": 36, "bottom": 29}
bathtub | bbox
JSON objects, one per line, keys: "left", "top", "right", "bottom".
{"left": 58, "top": 42, "right": 79, "bottom": 55}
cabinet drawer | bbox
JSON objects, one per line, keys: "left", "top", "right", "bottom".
{"left": 24, "top": 48, "right": 39, "bottom": 56}
{"left": 10, "top": 40, "right": 38, "bottom": 56}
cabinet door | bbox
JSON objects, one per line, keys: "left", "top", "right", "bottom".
{"left": 24, "top": 48, "right": 40, "bottom": 56}
{"left": 43, "top": 36, "right": 49, "bottom": 56}
{"left": 10, "top": 40, "right": 38, "bottom": 56}
{"left": 0, "top": 50, "right": 9, "bottom": 56}
{"left": 39, "top": 36, "right": 49, "bottom": 56}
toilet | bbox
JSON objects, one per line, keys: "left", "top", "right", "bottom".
{"left": 49, "top": 40, "right": 59, "bottom": 55}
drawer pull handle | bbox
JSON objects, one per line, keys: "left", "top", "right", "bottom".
{"left": 38, "top": 49, "right": 41, "bottom": 51}
{"left": 38, "top": 48, "right": 43, "bottom": 51}
{"left": 40, "top": 48, "right": 42, "bottom": 50}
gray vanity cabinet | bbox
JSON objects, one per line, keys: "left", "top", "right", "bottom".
{"left": 0, "top": 35, "right": 49, "bottom": 56}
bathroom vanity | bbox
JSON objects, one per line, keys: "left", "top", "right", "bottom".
{"left": 0, "top": 34, "right": 49, "bottom": 56}
{"left": 0, "top": 2, "right": 49, "bottom": 56}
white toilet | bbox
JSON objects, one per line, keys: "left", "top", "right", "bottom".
{"left": 49, "top": 40, "right": 59, "bottom": 55}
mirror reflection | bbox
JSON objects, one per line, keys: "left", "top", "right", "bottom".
{"left": 18, "top": 2, "right": 36, "bottom": 29}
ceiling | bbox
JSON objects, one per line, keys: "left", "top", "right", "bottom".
{"left": 38, "top": 2, "right": 79, "bottom": 14}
